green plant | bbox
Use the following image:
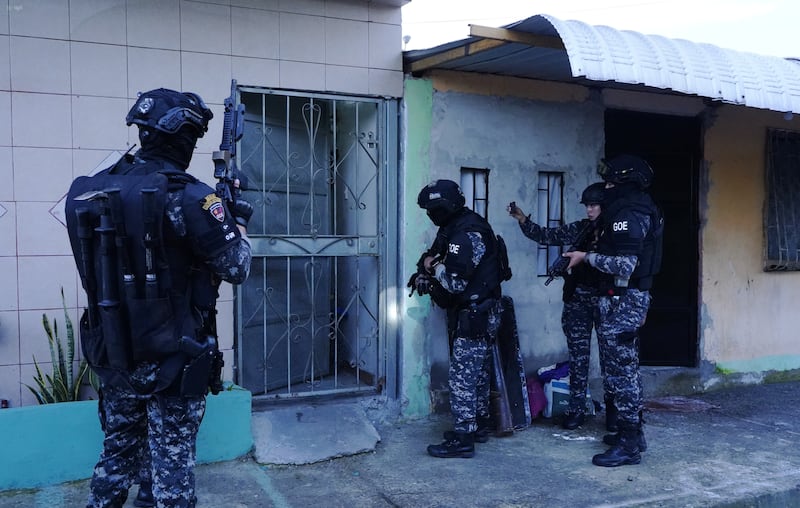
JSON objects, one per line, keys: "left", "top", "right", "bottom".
{"left": 25, "top": 289, "right": 89, "bottom": 404}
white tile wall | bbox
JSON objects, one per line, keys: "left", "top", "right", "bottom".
{"left": 181, "top": 1, "right": 232, "bottom": 54}
{"left": 0, "top": 365, "right": 21, "bottom": 407}
{"left": 231, "top": 0, "right": 278, "bottom": 9}
{"left": 232, "top": 6, "right": 280, "bottom": 59}
{"left": 0, "top": 92, "right": 11, "bottom": 145}
{"left": 280, "top": 13, "right": 326, "bottom": 63}
{"left": 70, "top": 0, "right": 127, "bottom": 45}
{"left": 327, "top": 64, "right": 369, "bottom": 94}
{"left": 326, "top": 18, "right": 369, "bottom": 67}
{"left": 0, "top": 36, "right": 9, "bottom": 90}
{"left": 369, "top": 22, "right": 403, "bottom": 70}
{"left": 3, "top": 0, "right": 405, "bottom": 405}
{"left": 0, "top": 147, "right": 12, "bottom": 200}
{"left": 127, "top": 0, "right": 181, "bottom": 50}
{"left": 9, "top": 0, "right": 70, "bottom": 38}
{"left": 16, "top": 203, "right": 72, "bottom": 256}
{"left": 10, "top": 37, "right": 71, "bottom": 94}
{"left": 0, "top": 256, "right": 17, "bottom": 309}
{"left": 12, "top": 93, "right": 72, "bottom": 148}
{"left": 12, "top": 147, "right": 73, "bottom": 202}
{"left": 17, "top": 255, "right": 77, "bottom": 309}
{"left": 279, "top": 0, "right": 324, "bottom": 16}
{"left": 127, "top": 48, "right": 182, "bottom": 97}
{"left": 326, "top": 1, "right": 369, "bottom": 21}
{"left": 72, "top": 96, "right": 130, "bottom": 150}
{"left": 0, "top": 0, "right": 9, "bottom": 36}
{"left": 232, "top": 56, "right": 280, "bottom": 89}
{"left": 280, "top": 60, "right": 325, "bottom": 90}
{"left": 0, "top": 309, "right": 20, "bottom": 364}
{"left": 71, "top": 42, "right": 128, "bottom": 97}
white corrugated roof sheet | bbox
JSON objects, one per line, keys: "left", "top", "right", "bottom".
{"left": 538, "top": 14, "right": 800, "bottom": 114}
{"left": 404, "top": 14, "right": 800, "bottom": 115}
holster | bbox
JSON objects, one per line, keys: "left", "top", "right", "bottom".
{"left": 178, "top": 335, "right": 223, "bottom": 397}
{"left": 456, "top": 299, "right": 495, "bottom": 340}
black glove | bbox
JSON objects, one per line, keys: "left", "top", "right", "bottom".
{"left": 231, "top": 198, "right": 253, "bottom": 228}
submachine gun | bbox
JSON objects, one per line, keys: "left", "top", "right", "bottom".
{"left": 195, "top": 79, "right": 247, "bottom": 395}
{"left": 544, "top": 220, "right": 594, "bottom": 286}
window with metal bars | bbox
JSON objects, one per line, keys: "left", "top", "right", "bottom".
{"left": 765, "top": 129, "right": 800, "bottom": 271}
{"left": 460, "top": 167, "right": 489, "bottom": 219}
{"left": 537, "top": 172, "right": 565, "bottom": 276}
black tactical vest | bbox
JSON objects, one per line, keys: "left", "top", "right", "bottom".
{"left": 596, "top": 191, "right": 663, "bottom": 291}
{"left": 65, "top": 156, "right": 206, "bottom": 380}
{"left": 436, "top": 209, "right": 504, "bottom": 307}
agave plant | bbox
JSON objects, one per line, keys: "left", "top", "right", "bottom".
{"left": 25, "top": 288, "right": 89, "bottom": 404}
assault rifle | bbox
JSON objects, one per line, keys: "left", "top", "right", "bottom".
{"left": 212, "top": 79, "right": 246, "bottom": 206}
{"left": 544, "top": 220, "right": 594, "bottom": 286}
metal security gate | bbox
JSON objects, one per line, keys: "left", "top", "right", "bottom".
{"left": 234, "top": 87, "right": 397, "bottom": 399}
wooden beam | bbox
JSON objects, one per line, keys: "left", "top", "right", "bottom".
{"left": 469, "top": 24, "right": 565, "bottom": 50}
{"left": 407, "top": 38, "right": 506, "bottom": 73}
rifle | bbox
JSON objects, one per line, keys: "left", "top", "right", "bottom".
{"left": 212, "top": 79, "right": 246, "bottom": 207}
{"left": 490, "top": 342, "right": 514, "bottom": 437}
{"left": 544, "top": 220, "right": 594, "bottom": 286}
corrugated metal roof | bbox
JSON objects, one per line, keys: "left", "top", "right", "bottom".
{"left": 404, "top": 14, "right": 800, "bottom": 115}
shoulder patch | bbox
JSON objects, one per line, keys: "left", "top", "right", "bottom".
{"left": 202, "top": 193, "right": 225, "bottom": 222}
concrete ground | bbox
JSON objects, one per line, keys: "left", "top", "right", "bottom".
{"left": 2, "top": 380, "right": 800, "bottom": 507}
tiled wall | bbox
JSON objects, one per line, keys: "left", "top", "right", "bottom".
{"left": 0, "top": 0, "right": 404, "bottom": 407}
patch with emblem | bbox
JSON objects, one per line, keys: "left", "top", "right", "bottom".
{"left": 202, "top": 193, "right": 226, "bottom": 222}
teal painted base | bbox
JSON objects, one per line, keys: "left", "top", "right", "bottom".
{"left": 0, "top": 386, "right": 252, "bottom": 491}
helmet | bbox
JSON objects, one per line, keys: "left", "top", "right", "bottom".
{"left": 126, "top": 88, "right": 213, "bottom": 138}
{"left": 597, "top": 154, "right": 654, "bottom": 189}
{"left": 580, "top": 182, "right": 605, "bottom": 205}
{"left": 417, "top": 179, "right": 465, "bottom": 226}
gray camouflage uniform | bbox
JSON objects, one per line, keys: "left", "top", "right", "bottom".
{"left": 87, "top": 187, "right": 251, "bottom": 508}
{"left": 433, "top": 231, "right": 502, "bottom": 434}
{"left": 586, "top": 213, "right": 653, "bottom": 427}
{"left": 519, "top": 218, "right": 604, "bottom": 414}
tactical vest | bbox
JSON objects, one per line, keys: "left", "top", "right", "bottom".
{"left": 563, "top": 219, "right": 602, "bottom": 300}
{"left": 65, "top": 156, "right": 216, "bottom": 389}
{"left": 595, "top": 191, "right": 664, "bottom": 292}
{"left": 436, "top": 209, "right": 505, "bottom": 307}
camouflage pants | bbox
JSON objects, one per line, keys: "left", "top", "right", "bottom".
{"left": 87, "top": 385, "right": 206, "bottom": 508}
{"left": 596, "top": 289, "right": 651, "bottom": 426}
{"left": 449, "top": 300, "right": 502, "bottom": 433}
{"left": 561, "top": 286, "right": 602, "bottom": 413}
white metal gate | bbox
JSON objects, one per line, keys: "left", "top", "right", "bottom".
{"left": 234, "top": 87, "right": 396, "bottom": 399}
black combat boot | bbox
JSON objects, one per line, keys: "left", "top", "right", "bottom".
{"left": 428, "top": 431, "right": 475, "bottom": 458}
{"left": 561, "top": 411, "right": 586, "bottom": 430}
{"left": 605, "top": 394, "right": 619, "bottom": 432}
{"left": 133, "top": 481, "right": 155, "bottom": 507}
{"left": 592, "top": 423, "right": 642, "bottom": 467}
{"left": 603, "top": 410, "right": 647, "bottom": 451}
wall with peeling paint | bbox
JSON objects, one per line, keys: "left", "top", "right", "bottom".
{"left": 702, "top": 105, "right": 800, "bottom": 374}
{"left": 400, "top": 73, "right": 606, "bottom": 414}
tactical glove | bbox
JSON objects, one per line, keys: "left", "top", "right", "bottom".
{"left": 232, "top": 198, "right": 254, "bottom": 228}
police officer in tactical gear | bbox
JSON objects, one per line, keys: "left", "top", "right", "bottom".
{"left": 509, "top": 182, "right": 612, "bottom": 431}
{"left": 66, "top": 88, "right": 253, "bottom": 507}
{"left": 563, "top": 154, "right": 663, "bottom": 467}
{"left": 413, "top": 179, "right": 506, "bottom": 458}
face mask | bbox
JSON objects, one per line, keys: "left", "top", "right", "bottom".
{"left": 426, "top": 207, "right": 452, "bottom": 227}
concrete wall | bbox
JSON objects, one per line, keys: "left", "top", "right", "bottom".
{"left": 401, "top": 71, "right": 605, "bottom": 411}
{"left": 0, "top": 0, "right": 405, "bottom": 407}
{"left": 399, "top": 69, "right": 800, "bottom": 417}
{"left": 702, "top": 105, "right": 800, "bottom": 375}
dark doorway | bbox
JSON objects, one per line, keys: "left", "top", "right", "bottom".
{"left": 605, "top": 109, "right": 700, "bottom": 367}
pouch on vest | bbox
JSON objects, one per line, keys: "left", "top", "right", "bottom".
{"left": 66, "top": 169, "right": 180, "bottom": 372}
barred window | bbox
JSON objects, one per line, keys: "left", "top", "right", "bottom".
{"left": 537, "top": 172, "right": 564, "bottom": 276}
{"left": 765, "top": 129, "right": 800, "bottom": 271}
{"left": 460, "top": 167, "right": 490, "bottom": 219}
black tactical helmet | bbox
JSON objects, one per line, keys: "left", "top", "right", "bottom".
{"left": 597, "top": 154, "right": 654, "bottom": 189}
{"left": 417, "top": 179, "right": 465, "bottom": 226}
{"left": 580, "top": 182, "right": 605, "bottom": 205}
{"left": 126, "top": 88, "right": 213, "bottom": 138}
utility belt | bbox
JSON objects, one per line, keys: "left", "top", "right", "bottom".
{"left": 456, "top": 297, "right": 499, "bottom": 341}
{"left": 599, "top": 275, "right": 653, "bottom": 296}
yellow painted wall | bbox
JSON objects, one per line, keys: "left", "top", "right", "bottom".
{"left": 702, "top": 106, "right": 800, "bottom": 372}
